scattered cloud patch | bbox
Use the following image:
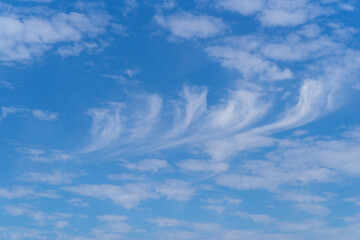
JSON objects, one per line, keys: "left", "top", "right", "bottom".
{"left": 154, "top": 12, "right": 226, "bottom": 40}
{"left": 20, "top": 171, "right": 79, "bottom": 185}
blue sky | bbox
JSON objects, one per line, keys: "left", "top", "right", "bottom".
{"left": 0, "top": 0, "right": 360, "bottom": 239}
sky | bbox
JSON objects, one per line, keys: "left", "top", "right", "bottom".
{"left": 0, "top": 0, "right": 360, "bottom": 239}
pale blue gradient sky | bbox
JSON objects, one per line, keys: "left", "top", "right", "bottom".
{"left": 0, "top": 0, "right": 360, "bottom": 239}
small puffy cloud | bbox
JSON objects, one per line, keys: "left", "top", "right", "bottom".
{"left": 54, "top": 221, "right": 69, "bottom": 229}
{"left": 156, "top": 179, "right": 195, "bottom": 201}
{"left": 0, "top": 3, "right": 118, "bottom": 64}
{"left": 30, "top": 109, "right": 58, "bottom": 121}
{"left": 154, "top": 12, "right": 226, "bottom": 40}
{"left": 120, "top": 159, "right": 169, "bottom": 173}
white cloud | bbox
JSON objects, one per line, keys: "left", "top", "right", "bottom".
{"left": 158, "top": 0, "right": 177, "bottom": 10}
{"left": 20, "top": 171, "right": 78, "bottom": 185}
{"left": 64, "top": 183, "right": 157, "bottom": 209}
{"left": 17, "top": 147, "right": 72, "bottom": 162}
{"left": 260, "top": 36, "right": 340, "bottom": 61}
{"left": 154, "top": 12, "right": 226, "bottom": 40}
{"left": 4, "top": 204, "right": 72, "bottom": 223}
{"left": 206, "top": 38, "right": 293, "bottom": 81}
{"left": 84, "top": 102, "right": 124, "bottom": 152}
{"left": 216, "top": 126, "right": 360, "bottom": 192}
{"left": 167, "top": 86, "right": 207, "bottom": 138}
{"left": 204, "top": 134, "right": 276, "bottom": 161}
{"left": 151, "top": 217, "right": 184, "bottom": 227}
{"left": 84, "top": 94, "right": 162, "bottom": 153}
{"left": 206, "top": 85, "right": 269, "bottom": 131}
{"left": 218, "top": 0, "right": 264, "bottom": 15}
{"left": 1, "top": 107, "right": 58, "bottom": 122}
{"left": 30, "top": 109, "right": 58, "bottom": 121}
{"left": 178, "top": 159, "right": 228, "bottom": 172}
{"left": 338, "top": 3, "right": 355, "bottom": 11}
{"left": 0, "top": 227, "right": 46, "bottom": 240}
{"left": 103, "top": 74, "right": 140, "bottom": 86}
{"left": 0, "top": 186, "right": 58, "bottom": 199}
{"left": 202, "top": 204, "right": 225, "bottom": 214}
{"left": 120, "top": 159, "right": 168, "bottom": 173}
{"left": 67, "top": 198, "right": 90, "bottom": 208}
{"left": 201, "top": 197, "right": 242, "bottom": 214}
{"left": 122, "top": 0, "right": 139, "bottom": 16}
{"left": 255, "top": 80, "right": 329, "bottom": 133}
{"left": 219, "top": 0, "right": 329, "bottom": 27}
{"left": 345, "top": 197, "right": 360, "bottom": 206}
{"left": 65, "top": 180, "right": 195, "bottom": 209}
{"left": 279, "top": 192, "right": 330, "bottom": 216}
{"left": 78, "top": 47, "right": 360, "bottom": 163}
{"left": 236, "top": 211, "right": 275, "bottom": 223}
{"left": 156, "top": 179, "right": 195, "bottom": 201}
{"left": 0, "top": 186, "right": 34, "bottom": 199}
{"left": 127, "top": 94, "right": 163, "bottom": 141}
{"left": 279, "top": 192, "right": 327, "bottom": 203}
{"left": 0, "top": 80, "right": 15, "bottom": 89}
{"left": 54, "top": 221, "right": 69, "bottom": 229}
{"left": 294, "top": 203, "right": 329, "bottom": 216}
{"left": 97, "top": 215, "right": 131, "bottom": 234}
{"left": 215, "top": 159, "right": 333, "bottom": 191}
{"left": 107, "top": 173, "right": 146, "bottom": 181}
{"left": 56, "top": 42, "right": 102, "bottom": 57}
{"left": 271, "top": 127, "right": 360, "bottom": 176}
{"left": 0, "top": 3, "right": 113, "bottom": 64}
{"left": 0, "top": 186, "right": 59, "bottom": 200}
